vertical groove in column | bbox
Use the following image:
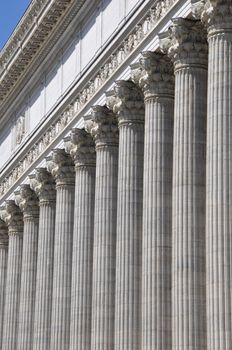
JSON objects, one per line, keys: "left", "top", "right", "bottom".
{"left": 86, "top": 106, "right": 119, "bottom": 350}
{"left": 70, "top": 166, "right": 95, "bottom": 349}
{"left": 16, "top": 186, "right": 39, "bottom": 350}
{"left": 1, "top": 200, "right": 23, "bottom": 350}
{"left": 67, "top": 129, "right": 96, "bottom": 350}
{"left": 71, "top": 167, "right": 95, "bottom": 349}
{"left": 115, "top": 123, "right": 144, "bottom": 350}
{"left": 31, "top": 168, "right": 56, "bottom": 350}
{"left": 47, "top": 149, "right": 75, "bottom": 350}
{"left": 112, "top": 80, "right": 144, "bottom": 350}
{"left": 0, "top": 228, "right": 8, "bottom": 350}
{"left": 33, "top": 205, "right": 55, "bottom": 350}
{"left": 3, "top": 235, "right": 23, "bottom": 350}
{"left": 91, "top": 146, "right": 118, "bottom": 350}
{"left": 160, "top": 18, "right": 208, "bottom": 350}
{"left": 172, "top": 67, "right": 207, "bottom": 350}
{"left": 50, "top": 184, "right": 74, "bottom": 349}
{"left": 205, "top": 16, "right": 232, "bottom": 349}
{"left": 142, "top": 98, "right": 173, "bottom": 349}
{"left": 138, "top": 51, "right": 174, "bottom": 350}
{"left": 17, "top": 220, "right": 39, "bottom": 349}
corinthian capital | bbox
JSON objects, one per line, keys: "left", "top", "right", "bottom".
{"left": 46, "top": 149, "right": 75, "bottom": 187}
{"left": 15, "top": 185, "right": 39, "bottom": 221}
{"left": 0, "top": 219, "right": 8, "bottom": 248}
{"left": 138, "top": 51, "right": 174, "bottom": 99}
{"left": 107, "top": 80, "right": 144, "bottom": 126}
{"left": 65, "top": 128, "right": 96, "bottom": 168}
{"left": 0, "top": 200, "right": 23, "bottom": 236}
{"left": 85, "top": 106, "right": 119, "bottom": 149}
{"left": 192, "top": 0, "right": 232, "bottom": 35}
{"left": 30, "top": 168, "right": 56, "bottom": 205}
{"left": 159, "top": 18, "right": 208, "bottom": 69}
{"left": 130, "top": 62, "right": 143, "bottom": 86}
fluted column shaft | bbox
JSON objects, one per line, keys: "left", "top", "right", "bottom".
{"left": 161, "top": 19, "right": 207, "bottom": 350}
{"left": 138, "top": 52, "right": 174, "bottom": 350}
{"left": 31, "top": 169, "right": 56, "bottom": 350}
{"left": 66, "top": 129, "right": 96, "bottom": 350}
{"left": 16, "top": 186, "right": 39, "bottom": 350}
{"left": 1, "top": 202, "right": 23, "bottom": 350}
{"left": 0, "top": 222, "right": 8, "bottom": 349}
{"left": 86, "top": 106, "right": 119, "bottom": 350}
{"left": 0, "top": 246, "right": 7, "bottom": 349}
{"left": 109, "top": 81, "right": 144, "bottom": 350}
{"left": 47, "top": 149, "right": 75, "bottom": 350}
{"left": 198, "top": 2, "right": 232, "bottom": 348}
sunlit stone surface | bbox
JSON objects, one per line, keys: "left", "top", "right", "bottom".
{"left": 0, "top": 1, "right": 231, "bottom": 350}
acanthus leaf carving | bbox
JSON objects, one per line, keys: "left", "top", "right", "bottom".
{"left": 0, "top": 200, "right": 23, "bottom": 236}
{"left": 46, "top": 149, "right": 75, "bottom": 186}
{"left": 15, "top": 184, "right": 39, "bottom": 220}
{"left": 86, "top": 106, "right": 119, "bottom": 148}
{"left": 65, "top": 128, "right": 96, "bottom": 168}
{"left": 30, "top": 168, "right": 56, "bottom": 205}
{"left": 137, "top": 51, "right": 174, "bottom": 99}
{"left": 106, "top": 80, "right": 144, "bottom": 125}
{"left": 159, "top": 18, "right": 208, "bottom": 69}
{"left": 192, "top": 0, "right": 232, "bottom": 35}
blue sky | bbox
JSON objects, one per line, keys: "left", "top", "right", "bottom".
{"left": 0, "top": 0, "right": 31, "bottom": 49}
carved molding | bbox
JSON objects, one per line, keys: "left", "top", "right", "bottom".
{"left": 0, "top": 0, "right": 82, "bottom": 103}
{"left": 192, "top": 0, "right": 232, "bottom": 35}
{"left": 107, "top": 80, "right": 144, "bottom": 126}
{"left": 15, "top": 185, "right": 39, "bottom": 220}
{"left": 86, "top": 106, "right": 119, "bottom": 148}
{"left": 46, "top": 149, "right": 75, "bottom": 186}
{"left": 30, "top": 168, "right": 56, "bottom": 205}
{"left": 138, "top": 51, "right": 174, "bottom": 99}
{"left": 0, "top": 200, "right": 23, "bottom": 236}
{"left": 0, "top": 0, "right": 177, "bottom": 200}
{"left": 65, "top": 128, "right": 96, "bottom": 168}
{"left": 159, "top": 18, "right": 208, "bottom": 69}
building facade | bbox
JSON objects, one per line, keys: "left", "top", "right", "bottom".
{"left": 0, "top": 0, "right": 231, "bottom": 349}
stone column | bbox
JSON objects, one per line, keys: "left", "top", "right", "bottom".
{"left": 65, "top": 128, "right": 96, "bottom": 350}
{"left": 107, "top": 81, "right": 144, "bottom": 350}
{"left": 47, "top": 149, "right": 75, "bottom": 350}
{"left": 1, "top": 201, "right": 23, "bottom": 350}
{"left": 137, "top": 51, "right": 174, "bottom": 350}
{"left": 15, "top": 185, "right": 39, "bottom": 350}
{"left": 193, "top": 1, "right": 232, "bottom": 348}
{"left": 30, "top": 168, "right": 56, "bottom": 350}
{"left": 160, "top": 18, "right": 207, "bottom": 350}
{"left": 0, "top": 220, "right": 8, "bottom": 348}
{"left": 85, "top": 105, "right": 119, "bottom": 350}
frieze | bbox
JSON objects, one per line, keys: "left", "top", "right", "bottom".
{"left": 0, "top": 0, "right": 177, "bottom": 200}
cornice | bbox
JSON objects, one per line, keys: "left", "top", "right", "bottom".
{"left": 0, "top": 0, "right": 181, "bottom": 201}
{"left": 0, "top": 0, "right": 87, "bottom": 106}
